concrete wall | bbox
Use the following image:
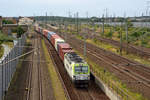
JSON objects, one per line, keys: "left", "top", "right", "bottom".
{"left": 91, "top": 72, "right": 122, "bottom": 100}
{"left": 2, "top": 24, "right": 28, "bottom": 35}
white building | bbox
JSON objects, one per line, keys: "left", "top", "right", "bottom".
{"left": 18, "top": 17, "right": 33, "bottom": 25}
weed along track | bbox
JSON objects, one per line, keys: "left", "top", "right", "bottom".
{"left": 43, "top": 34, "right": 109, "bottom": 100}
{"left": 3, "top": 1, "right": 150, "bottom": 100}
{"left": 93, "top": 35, "right": 150, "bottom": 59}
{"left": 62, "top": 34, "right": 150, "bottom": 99}
{"left": 25, "top": 32, "right": 43, "bottom": 100}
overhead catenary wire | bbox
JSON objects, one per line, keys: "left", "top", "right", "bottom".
{"left": 0, "top": 48, "right": 38, "bottom": 66}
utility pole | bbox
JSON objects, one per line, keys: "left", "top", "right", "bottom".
{"left": 84, "top": 12, "right": 88, "bottom": 59}
{"left": 120, "top": 18, "right": 123, "bottom": 56}
{"left": 68, "top": 11, "right": 71, "bottom": 33}
{"left": 59, "top": 18, "right": 61, "bottom": 34}
{"left": 105, "top": 8, "right": 108, "bottom": 24}
{"left": 102, "top": 14, "right": 104, "bottom": 36}
{"left": 146, "top": 1, "right": 150, "bottom": 16}
{"left": 141, "top": 32, "right": 144, "bottom": 58}
{"left": 65, "top": 21, "right": 67, "bottom": 41}
{"left": 45, "top": 12, "right": 47, "bottom": 29}
{"left": 110, "top": 15, "right": 112, "bottom": 39}
{"left": 145, "top": 1, "right": 150, "bottom": 27}
{"left": 76, "top": 12, "right": 79, "bottom": 34}
{"left": 125, "top": 12, "right": 128, "bottom": 54}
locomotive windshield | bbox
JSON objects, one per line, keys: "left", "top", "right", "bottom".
{"left": 75, "top": 66, "right": 88, "bottom": 73}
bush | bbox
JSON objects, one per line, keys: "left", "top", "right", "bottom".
{"left": 2, "top": 19, "right": 14, "bottom": 24}
{"left": 141, "top": 40, "right": 148, "bottom": 46}
{"left": 0, "top": 41, "right": 2, "bottom": 45}
{"left": 115, "top": 26, "right": 121, "bottom": 31}
{"left": 93, "top": 38, "right": 97, "bottom": 43}
{"left": 130, "top": 32, "right": 140, "bottom": 37}
{"left": 0, "top": 33, "right": 14, "bottom": 42}
{"left": 127, "top": 21, "right": 133, "bottom": 27}
{"left": 117, "top": 33, "right": 120, "bottom": 38}
{"left": 17, "top": 26, "right": 25, "bottom": 38}
{"left": 106, "top": 31, "right": 113, "bottom": 38}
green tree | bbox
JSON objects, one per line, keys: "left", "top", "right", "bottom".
{"left": 2, "top": 19, "right": 14, "bottom": 24}
{"left": 106, "top": 31, "right": 113, "bottom": 38}
{"left": 127, "top": 21, "right": 133, "bottom": 27}
{"left": 17, "top": 26, "right": 25, "bottom": 38}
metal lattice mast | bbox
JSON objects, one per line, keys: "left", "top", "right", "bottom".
{"left": 125, "top": 12, "right": 129, "bottom": 54}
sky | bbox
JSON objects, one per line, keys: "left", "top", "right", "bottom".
{"left": 0, "top": 0, "right": 148, "bottom": 17}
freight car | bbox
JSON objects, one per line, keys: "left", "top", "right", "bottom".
{"left": 34, "top": 25, "right": 90, "bottom": 87}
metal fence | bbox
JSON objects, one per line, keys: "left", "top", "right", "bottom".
{"left": 0, "top": 34, "right": 26, "bottom": 100}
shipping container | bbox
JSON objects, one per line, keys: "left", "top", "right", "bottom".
{"left": 43, "top": 29, "right": 49, "bottom": 37}
{"left": 36, "top": 26, "right": 39, "bottom": 32}
{"left": 38, "top": 27, "right": 41, "bottom": 33}
{"left": 50, "top": 34, "right": 61, "bottom": 46}
{"left": 39, "top": 27, "right": 43, "bottom": 34}
{"left": 58, "top": 43, "right": 72, "bottom": 54}
{"left": 60, "top": 50, "right": 74, "bottom": 61}
{"left": 55, "top": 38, "right": 65, "bottom": 51}
{"left": 58, "top": 43, "right": 73, "bottom": 61}
{"left": 47, "top": 31, "right": 56, "bottom": 40}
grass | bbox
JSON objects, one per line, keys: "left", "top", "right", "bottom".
{"left": 3, "top": 42, "right": 14, "bottom": 48}
{"left": 86, "top": 38, "right": 150, "bottom": 67}
{"left": 73, "top": 49, "right": 147, "bottom": 100}
{"left": 41, "top": 39, "right": 67, "bottom": 100}
{"left": 61, "top": 26, "right": 150, "bottom": 67}
{"left": 6, "top": 53, "right": 24, "bottom": 93}
{"left": 0, "top": 32, "right": 14, "bottom": 42}
{"left": 66, "top": 25, "right": 150, "bottom": 48}
{"left": 4, "top": 38, "right": 29, "bottom": 99}
{"left": 0, "top": 44, "right": 4, "bottom": 58}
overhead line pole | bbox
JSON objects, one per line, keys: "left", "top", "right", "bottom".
{"left": 120, "top": 17, "right": 123, "bottom": 56}
{"left": 102, "top": 14, "right": 104, "bottom": 36}
{"left": 45, "top": 12, "right": 47, "bottom": 29}
{"left": 84, "top": 12, "right": 88, "bottom": 59}
{"left": 125, "top": 12, "right": 129, "bottom": 54}
{"left": 76, "top": 12, "right": 79, "bottom": 34}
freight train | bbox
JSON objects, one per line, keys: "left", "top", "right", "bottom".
{"left": 34, "top": 25, "right": 90, "bottom": 87}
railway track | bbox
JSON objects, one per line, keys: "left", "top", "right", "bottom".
{"left": 37, "top": 35, "right": 43, "bottom": 100}
{"left": 43, "top": 35, "right": 109, "bottom": 100}
{"left": 25, "top": 36, "right": 34, "bottom": 100}
{"left": 68, "top": 35, "right": 150, "bottom": 81}
{"left": 26, "top": 55, "right": 33, "bottom": 100}
{"left": 48, "top": 24, "right": 150, "bottom": 59}
{"left": 26, "top": 32, "right": 43, "bottom": 100}
{"left": 73, "top": 26, "right": 150, "bottom": 59}
{"left": 47, "top": 25, "right": 150, "bottom": 99}
{"left": 88, "top": 33, "right": 150, "bottom": 59}
{"left": 57, "top": 33, "right": 150, "bottom": 99}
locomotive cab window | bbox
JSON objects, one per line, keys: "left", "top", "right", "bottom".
{"left": 75, "top": 67, "right": 81, "bottom": 73}
{"left": 75, "top": 66, "right": 88, "bottom": 73}
{"left": 82, "top": 66, "right": 88, "bottom": 73}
